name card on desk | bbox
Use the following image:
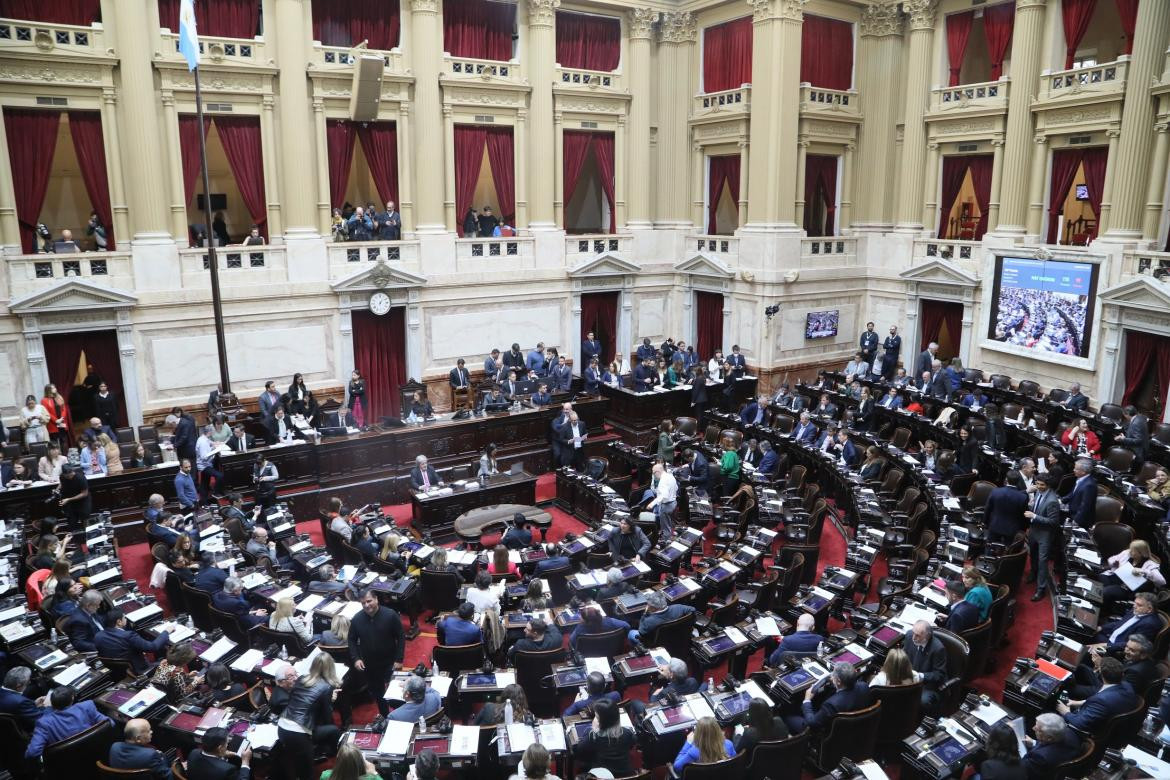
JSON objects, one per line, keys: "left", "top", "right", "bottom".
{"left": 270, "top": 521, "right": 294, "bottom": 535}
{"left": 216, "top": 557, "right": 244, "bottom": 570}
{"left": 86, "top": 555, "right": 109, "bottom": 567}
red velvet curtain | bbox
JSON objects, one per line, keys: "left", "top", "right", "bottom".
{"left": 351, "top": 308, "right": 406, "bottom": 419}
{"left": 1046, "top": 148, "right": 1085, "bottom": 243}
{"left": 968, "top": 154, "right": 994, "bottom": 240}
{"left": 1116, "top": 0, "right": 1138, "bottom": 55}
{"left": 1061, "top": 0, "right": 1098, "bottom": 69}
{"left": 1081, "top": 146, "right": 1108, "bottom": 240}
{"left": 443, "top": 0, "right": 515, "bottom": 61}
{"left": 356, "top": 122, "right": 399, "bottom": 206}
{"left": 580, "top": 291, "right": 618, "bottom": 365}
{"left": 983, "top": 3, "right": 1015, "bottom": 80}
{"left": 803, "top": 154, "right": 838, "bottom": 237}
{"left": 703, "top": 16, "right": 753, "bottom": 93}
{"left": 936, "top": 155, "right": 971, "bottom": 238}
{"left": 800, "top": 15, "right": 854, "bottom": 90}
{"left": 592, "top": 132, "right": 616, "bottom": 234}
{"left": 326, "top": 120, "right": 356, "bottom": 209}
{"left": 1122, "top": 330, "right": 1170, "bottom": 420}
{"left": 708, "top": 155, "right": 740, "bottom": 235}
{"left": 484, "top": 127, "right": 514, "bottom": 224}
{"left": 158, "top": 0, "right": 258, "bottom": 38}
{"left": 0, "top": 0, "right": 99, "bottom": 24}
{"left": 921, "top": 300, "right": 963, "bottom": 356}
{"left": 3, "top": 108, "right": 60, "bottom": 253}
{"left": 311, "top": 0, "right": 400, "bottom": 50}
{"left": 946, "top": 11, "right": 974, "bottom": 86}
{"left": 178, "top": 114, "right": 211, "bottom": 205}
{"left": 556, "top": 10, "right": 620, "bottom": 71}
{"left": 454, "top": 125, "right": 486, "bottom": 235}
{"left": 562, "top": 130, "right": 593, "bottom": 226}
{"left": 695, "top": 292, "right": 724, "bottom": 363}
{"left": 67, "top": 111, "right": 115, "bottom": 251}
{"left": 43, "top": 330, "right": 127, "bottom": 427}
{"left": 212, "top": 116, "right": 267, "bottom": 236}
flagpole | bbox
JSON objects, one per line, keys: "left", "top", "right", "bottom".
{"left": 193, "top": 64, "right": 233, "bottom": 398}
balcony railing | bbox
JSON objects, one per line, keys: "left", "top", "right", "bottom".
{"left": 178, "top": 246, "right": 286, "bottom": 287}
{"left": 931, "top": 79, "right": 1009, "bottom": 111}
{"left": 444, "top": 55, "right": 521, "bottom": 83}
{"left": 694, "top": 85, "right": 751, "bottom": 115}
{"left": 1040, "top": 58, "right": 1128, "bottom": 101}
{"left": 453, "top": 237, "right": 535, "bottom": 273}
{"left": 565, "top": 234, "right": 629, "bottom": 262}
{"left": 5, "top": 251, "right": 132, "bottom": 300}
{"left": 915, "top": 239, "right": 980, "bottom": 261}
{"left": 799, "top": 85, "right": 860, "bottom": 117}
{"left": 558, "top": 66, "right": 619, "bottom": 90}
{"left": 1123, "top": 250, "right": 1170, "bottom": 281}
{"left": 311, "top": 43, "right": 403, "bottom": 74}
{"left": 691, "top": 235, "right": 738, "bottom": 256}
{"left": 160, "top": 31, "right": 266, "bottom": 65}
{"left": 326, "top": 240, "right": 422, "bottom": 277}
{"left": 0, "top": 17, "right": 104, "bottom": 53}
{"left": 800, "top": 237, "right": 857, "bottom": 265}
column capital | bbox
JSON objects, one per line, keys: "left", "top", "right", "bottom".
{"left": 749, "top": 0, "right": 807, "bottom": 23}
{"left": 312, "top": 97, "right": 324, "bottom": 111}
{"left": 798, "top": 137, "right": 810, "bottom": 148}
{"left": 904, "top": 0, "right": 939, "bottom": 31}
{"left": 629, "top": 8, "right": 657, "bottom": 40}
{"left": 928, "top": 141, "right": 940, "bottom": 151}
{"left": 1034, "top": 134, "right": 1047, "bottom": 145}
{"left": 1015, "top": 0, "right": 1048, "bottom": 9}
{"left": 859, "top": 2, "right": 902, "bottom": 37}
{"left": 844, "top": 143, "right": 856, "bottom": 153}
{"left": 1155, "top": 121, "right": 1170, "bottom": 134}
{"left": 526, "top": 0, "right": 560, "bottom": 28}
{"left": 990, "top": 138, "right": 1005, "bottom": 147}
{"left": 262, "top": 94, "right": 275, "bottom": 110}
{"left": 1106, "top": 128, "right": 1122, "bottom": 139}
{"left": 658, "top": 11, "right": 697, "bottom": 44}
{"left": 410, "top": 0, "right": 440, "bottom": 14}
{"left": 102, "top": 87, "right": 118, "bottom": 105}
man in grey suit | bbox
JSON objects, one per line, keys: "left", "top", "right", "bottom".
{"left": 915, "top": 342, "right": 938, "bottom": 378}
{"left": 1118, "top": 405, "right": 1150, "bottom": 465}
{"left": 1025, "top": 473, "right": 1062, "bottom": 601}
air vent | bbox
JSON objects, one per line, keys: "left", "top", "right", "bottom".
{"left": 581, "top": 121, "right": 598, "bottom": 129}
{"left": 957, "top": 143, "right": 978, "bottom": 152}
{"left": 474, "top": 115, "right": 495, "bottom": 123}
{"left": 1069, "top": 134, "right": 1093, "bottom": 145}
{"left": 36, "top": 96, "right": 68, "bottom": 106}
{"left": 205, "top": 103, "right": 234, "bottom": 112}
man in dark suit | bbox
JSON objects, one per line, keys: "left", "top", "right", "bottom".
{"left": 187, "top": 727, "right": 252, "bottom": 780}
{"left": 502, "top": 343, "right": 525, "bottom": 374}
{"left": 943, "top": 580, "right": 981, "bottom": 633}
{"left": 581, "top": 332, "right": 601, "bottom": 368}
{"left": 500, "top": 370, "right": 521, "bottom": 400}
{"left": 1070, "top": 634, "right": 1158, "bottom": 700}
{"left": 1066, "top": 458, "right": 1098, "bottom": 530}
{"left": 928, "top": 360, "right": 952, "bottom": 399}
{"left": 438, "top": 602, "right": 483, "bottom": 646}
{"left": 109, "top": 718, "right": 172, "bottom": 779}
{"left": 757, "top": 441, "right": 779, "bottom": 477}
{"left": 728, "top": 345, "right": 747, "bottom": 378}
{"left": 625, "top": 658, "right": 700, "bottom": 719}
{"left": 211, "top": 577, "right": 267, "bottom": 628}
{"left": 1062, "top": 383, "right": 1089, "bottom": 413}
{"left": 549, "top": 403, "right": 572, "bottom": 466}
{"left": 225, "top": 424, "right": 255, "bottom": 454}
{"left": 94, "top": 608, "right": 170, "bottom": 675}
{"left": 632, "top": 357, "right": 659, "bottom": 390}
{"left": 904, "top": 621, "right": 949, "bottom": 714}
{"left": 508, "top": 617, "right": 562, "bottom": 659}
{"left": 448, "top": 358, "right": 471, "bottom": 394}
{"left": 171, "top": 407, "right": 197, "bottom": 464}
{"left": 878, "top": 386, "right": 903, "bottom": 410}
{"left": 1023, "top": 714, "right": 1082, "bottom": 780}
{"left": 25, "top": 686, "right": 111, "bottom": 758}
{"left": 739, "top": 396, "right": 770, "bottom": 426}
{"left": 915, "top": 342, "right": 937, "bottom": 378}
{"left": 409, "top": 455, "right": 442, "bottom": 491}
{"left": 834, "top": 430, "right": 859, "bottom": 468}
{"left": 859, "top": 322, "right": 879, "bottom": 370}
{"left": 985, "top": 471, "right": 1029, "bottom": 545}
{"left": 1025, "top": 474, "right": 1063, "bottom": 601}
{"left": 1058, "top": 657, "right": 1138, "bottom": 735}
{"left": 786, "top": 662, "right": 872, "bottom": 733}
{"left": 812, "top": 393, "right": 838, "bottom": 419}
{"left": 630, "top": 592, "right": 695, "bottom": 644}
{"left": 1118, "top": 405, "right": 1150, "bottom": 464}
{"left": 66, "top": 589, "right": 106, "bottom": 652}
{"left": 263, "top": 407, "right": 301, "bottom": 444}
{"left": 0, "top": 667, "right": 44, "bottom": 731}
{"left": 194, "top": 552, "right": 229, "bottom": 592}
{"left": 792, "top": 412, "right": 818, "bottom": 444}
{"left": 636, "top": 337, "right": 657, "bottom": 362}
{"left": 682, "top": 448, "right": 711, "bottom": 495}
{"left": 767, "top": 613, "right": 824, "bottom": 666}
{"left": 1096, "top": 592, "right": 1161, "bottom": 653}
{"left": 549, "top": 355, "right": 573, "bottom": 392}
{"left": 583, "top": 359, "right": 602, "bottom": 395}
{"left": 982, "top": 408, "right": 1008, "bottom": 451}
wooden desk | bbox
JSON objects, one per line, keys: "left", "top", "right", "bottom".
{"left": 601, "top": 377, "right": 757, "bottom": 445}
{"left": 411, "top": 472, "right": 539, "bottom": 539}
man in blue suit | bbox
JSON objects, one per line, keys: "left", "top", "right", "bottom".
{"left": 878, "top": 386, "right": 902, "bottom": 410}
{"left": 984, "top": 471, "right": 1029, "bottom": 545}
{"left": 630, "top": 592, "right": 695, "bottom": 644}
{"left": 94, "top": 608, "right": 171, "bottom": 675}
{"left": 1096, "top": 592, "right": 1162, "bottom": 653}
{"left": 943, "top": 581, "right": 981, "bottom": 634}
{"left": 562, "top": 672, "right": 621, "bottom": 716}
{"left": 739, "top": 396, "right": 770, "bottom": 426}
{"left": 786, "top": 662, "right": 871, "bottom": 733}
{"left": 109, "top": 718, "right": 172, "bottom": 779}
{"left": 1118, "top": 406, "right": 1150, "bottom": 465}
{"left": 438, "top": 603, "right": 483, "bottom": 646}
{"left": 194, "top": 552, "right": 228, "bottom": 593}
{"left": 581, "top": 332, "right": 601, "bottom": 369}
{"left": 1023, "top": 713, "right": 1083, "bottom": 779}
{"left": 792, "top": 412, "right": 818, "bottom": 444}
{"left": 0, "top": 667, "right": 45, "bottom": 731}
{"left": 65, "top": 589, "right": 106, "bottom": 652}
{"left": 636, "top": 337, "right": 657, "bottom": 362}
{"left": 1066, "top": 458, "right": 1098, "bottom": 530}
{"left": 1058, "top": 657, "right": 1138, "bottom": 735}
{"left": 526, "top": 342, "right": 547, "bottom": 375}
{"left": 757, "top": 441, "right": 779, "bottom": 477}
{"left": 211, "top": 577, "right": 267, "bottom": 628}
{"left": 767, "top": 614, "right": 824, "bottom": 666}
{"left": 834, "top": 430, "right": 859, "bottom": 468}
{"left": 682, "top": 448, "right": 711, "bottom": 496}
{"left": 26, "top": 686, "right": 111, "bottom": 757}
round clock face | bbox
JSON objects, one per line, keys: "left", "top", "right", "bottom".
{"left": 369, "top": 292, "right": 391, "bottom": 315}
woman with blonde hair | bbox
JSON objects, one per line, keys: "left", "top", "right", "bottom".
{"left": 481, "top": 606, "right": 506, "bottom": 657}
{"left": 961, "top": 566, "right": 993, "bottom": 622}
{"left": 97, "top": 432, "right": 123, "bottom": 475}
{"left": 321, "top": 613, "right": 350, "bottom": 645}
{"left": 870, "top": 648, "right": 921, "bottom": 687}
{"left": 380, "top": 532, "right": 408, "bottom": 573}
{"left": 269, "top": 596, "right": 314, "bottom": 644}
{"left": 277, "top": 653, "right": 342, "bottom": 780}
{"left": 488, "top": 544, "right": 517, "bottom": 576}
{"left": 673, "top": 716, "right": 735, "bottom": 773}
{"left": 1102, "top": 539, "right": 1165, "bottom": 612}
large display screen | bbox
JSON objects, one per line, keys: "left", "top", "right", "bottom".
{"left": 987, "top": 256, "right": 1098, "bottom": 358}
{"left": 805, "top": 309, "right": 839, "bottom": 340}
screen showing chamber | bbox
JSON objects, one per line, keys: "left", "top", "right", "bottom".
{"left": 805, "top": 310, "right": 839, "bottom": 340}
{"left": 987, "top": 256, "right": 1098, "bottom": 358}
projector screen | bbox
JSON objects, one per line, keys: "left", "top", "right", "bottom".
{"left": 987, "top": 256, "right": 1098, "bottom": 358}
{"left": 805, "top": 309, "right": 839, "bottom": 340}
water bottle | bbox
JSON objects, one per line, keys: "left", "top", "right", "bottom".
{"left": 187, "top": 613, "right": 195, "bottom": 630}
{"left": 279, "top": 645, "right": 288, "bottom": 661}
{"left": 503, "top": 698, "right": 514, "bottom": 725}
{"left": 418, "top": 714, "right": 427, "bottom": 733}
{"left": 432, "top": 659, "right": 441, "bottom": 677}
{"left": 707, "top": 677, "right": 715, "bottom": 694}
{"left": 50, "top": 626, "right": 58, "bottom": 644}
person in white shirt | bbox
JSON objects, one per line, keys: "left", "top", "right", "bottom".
{"left": 708, "top": 351, "right": 725, "bottom": 380}
{"left": 465, "top": 570, "right": 502, "bottom": 615}
{"left": 194, "top": 425, "right": 223, "bottom": 504}
{"left": 563, "top": 412, "right": 587, "bottom": 470}
{"left": 647, "top": 463, "right": 679, "bottom": 541}
{"left": 38, "top": 443, "right": 67, "bottom": 483}
{"left": 269, "top": 596, "right": 314, "bottom": 644}
{"left": 843, "top": 352, "right": 870, "bottom": 382}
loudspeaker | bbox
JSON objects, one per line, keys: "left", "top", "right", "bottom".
{"left": 349, "top": 54, "right": 385, "bottom": 121}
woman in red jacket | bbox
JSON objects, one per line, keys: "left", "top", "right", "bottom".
{"left": 1060, "top": 418, "right": 1100, "bottom": 459}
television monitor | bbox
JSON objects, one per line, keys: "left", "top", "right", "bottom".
{"left": 987, "top": 256, "right": 1098, "bottom": 358}
{"left": 196, "top": 193, "right": 228, "bottom": 211}
{"left": 1075, "top": 183, "right": 1089, "bottom": 201}
{"left": 805, "top": 309, "right": 839, "bottom": 340}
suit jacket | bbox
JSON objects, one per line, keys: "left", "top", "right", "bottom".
{"left": 94, "top": 393, "right": 118, "bottom": 427}
{"left": 800, "top": 681, "right": 872, "bottom": 731}
{"left": 767, "top": 630, "right": 825, "bottom": 664}
{"left": 439, "top": 616, "right": 483, "bottom": 646}
{"left": 94, "top": 626, "right": 169, "bottom": 674}
{"left": 1030, "top": 490, "right": 1062, "bottom": 537}
{"left": 1119, "top": 415, "right": 1150, "bottom": 461}
{"left": 1065, "top": 393, "right": 1089, "bottom": 412}
{"left": 502, "top": 350, "right": 525, "bottom": 372}
{"left": 859, "top": 331, "right": 879, "bottom": 360}
{"left": 187, "top": 749, "right": 250, "bottom": 780}
{"left": 1066, "top": 476, "right": 1098, "bottom": 530}
{"left": 740, "top": 402, "right": 766, "bottom": 426}
{"left": 813, "top": 402, "right": 838, "bottom": 419}
{"left": 409, "top": 465, "right": 441, "bottom": 491}
{"left": 928, "top": 371, "right": 952, "bottom": 400}
{"left": 211, "top": 590, "right": 264, "bottom": 628}
{"left": 550, "top": 364, "right": 573, "bottom": 391}
{"left": 65, "top": 609, "right": 105, "bottom": 652}
{"left": 581, "top": 340, "right": 601, "bottom": 365}
{"left": 1023, "top": 728, "right": 1082, "bottom": 780}
{"left": 944, "top": 600, "right": 981, "bottom": 634}
{"left": 985, "top": 486, "right": 1029, "bottom": 539}
{"left": 793, "top": 422, "right": 818, "bottom": 444}
{"left": 903, "top": 634, "right": 948, "bottom": 689}
{"left": 728, "top": 353, "right": 747, "bottom": 377}
{"left": 226, "top": 433, "right": 255, "bottom": 453}
{"left": 915, "top": 350, "right": 934, "bottom": 378}
{"left": 448, "top": 367, "right": 470, "bottom": 389}
{"left": 584, "top": 367, "right": 601, "bottom": 394}
{"left": 194, "top": 566, "right": 228, "bottom": 593}
{"left": 638, "top": 604, "right": 695, "bottom": 637}
{"left": 25, "top": 701, "right": 110, "bottom": 757}
{"left": 257, "top": 391, "right": 281, "bottom": 420}
{"left": 173, "top": 414, "right": 197, "bottom": 458}
{"left": 1099, "top": 611, "right": 1162, "bottom": 651}
{"left": 0, "top": 687, "right": 44, "bottom": 731}
{"left": 1065, "top": 684, "right": 1138, "bottom": 734}
{"left": 263, "top": 415, "right": 301, "bottom": 444}
{"left": 879, "top": 394, "right": 903, "bottom": 410}
{"left": 608, "top": 527, "right": 651, "bottom": 560}
{"left": 758, "top": 450, "right": 779, "bottom": 476}
{"left": 109, "top": 741, "right": 173, "bottom": 780}
{"left": 1124, "top": 657, "right": 1160, "bottom": 698}
{"left": 984, "top": 418, "right": 1007, "bottom": 451}
{"left": 839, "top": 439, "right": 859, "bottom": 467}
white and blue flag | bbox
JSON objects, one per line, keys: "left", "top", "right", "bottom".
{"left": 178, "top": 0, "right": 200, "bottom": 71}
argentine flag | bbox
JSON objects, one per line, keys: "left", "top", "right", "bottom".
{"left": 178, "top": 0, "right": 200, "bottom": 71}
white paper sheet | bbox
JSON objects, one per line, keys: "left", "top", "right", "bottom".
{"left": 53, "top": 662, "right": 90, "bottom": 686}
{"left": 754, "top": 616, "right": 782, "bottom": 636}
{"left": 127, "top": 603, "right": 164, "bottom": 623}
{"left": 449, "top": 724, "right": 479, "bottom": 756}
{"left": 683, "top": 693, "right": 716, "bottom": 721}
{"left": 970, "top": 701, "right": 1008, "bottom": 726}
{"left": 584, "top": 657, "right": 610, "bottom": 676}
{"left": 240, "top": 572, "right": 269, "bottom": 590}
{"left": 199, "top": 636, "right": 237, "bottom": 662}
{"left": 156, "top": 621, "right": 196, "bottom": 643}
{"left": 247, "top": 723, "right": 279, "bottom": 750}
{"left": 507, "top": 723, "right": 535, "bottom": 751}
{"left": 537, "top": 722, "right": 567, "bottom": 751}
{"left": 118, "top": 686, "right": 166, "bottom": 716}
{"left": 270, "top": 584, "right": 303, "bottom": 602}
{"left": 377, "top": 720, "right": 414, "bottom": 755}
{"left": 296, "top": 593, "right": 326, "bottom": 613}
{"left": 725, "top": 626, "right": 748, "bottom": 644}
{"left": 494, "top": 671, "right": 516, "bottom": 687}
{"left": 230, "top": 649, "right": 264, "bottom": 672}
{"left": 1115, "top": 565, "right": 1149, "bottom": 592}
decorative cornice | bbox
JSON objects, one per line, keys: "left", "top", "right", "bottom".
{"left": 904, "top": 0, "right": 939, "bottom": 31}
{"left": 658, "top": 11, "right": 697, "bottom": 44}
{"left": 526, "top": 0, "right": 560, "bottom": 28}
{"left": 1015, "top": 0, "right": 1048, "bottom": 9}
{"left": 410, "top": 0, "right": 439, "bottom": 13}
{"left": 749, "top": 0, "right": 807, "bottom": 23}
{"left": 629, "top": 8, "right": 657, "bottom": 40}
{"left": 859, "top": 2, "right": 902, "bottom": 37}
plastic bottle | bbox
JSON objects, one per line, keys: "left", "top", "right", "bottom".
{"left": 50, "top": 627, "right": 58, "bottom": 644}
{"left": 503, "top": 698, "right": 514, "bottom": 725}
{"left": 418, "top": 715, "right": 427, "bottom": 733}
{"left": 279, "top": 645, "right": 288, "bottom": 661}
{"left": 707, "top": 677, "right": 714, "bottom": 694}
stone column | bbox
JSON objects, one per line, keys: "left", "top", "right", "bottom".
{"left": 793, "top": 139, "right": 808, "bottom": 229}
{"left": 745, "top": 0, "right": 805, "bottom": 229}
{"left": 259, "top": 94, "right": 284, "bottom": 241}
{"left": 21, "top": 317, "right": 48, "bottom": 395}
{"left": 553, "top": 111, "right": 565, "bottom": 226}
{"left": 273, "top": 0, "right": 316, "bottom": 236}
{"left": 655, "top": 11, "right": 696, "bottom": 226}
{"left": 893, "top": 0, "right": 938, "bottom": 231}
{"left": 526, "top": 0, "right": 558, "bottom": 230}
{"left": 994, "top": 0, "right": 1047, "bottom": 235}
{"left": 410, "top": 0, "right": 447, "bottom": 232}
{"left": 116, "top": 309, "right": 143, "bottom": 425}
{"left": 312, "top": 97, "right": 331, "bottom": 235}
{"left": 397, "top": 102, "right": 415, "bottom": 234}
{"left": 625, "top": 8, "right": 657, "bottom": 228}
{"left": 854, "top": 3, "right": 902, "bottom": 230}
{"left": 1026, "top": 134, "right": 1049, "bottom": 237}
{"left": 99, "top": 87, "right": 130, "bottom": 248}
{"left": 1143, "top": 121, "right": 1170, "bottom": 242}
{"left": 617, "top": 284, "right": 633, "bottom": 360}
{"left": 1097, "top": 128, "right": 1121, "bottom": 234}
{"left": 839, "top": 143, "right": 855, "bottom": 232}
{"left": 987, "top": 138, "right": 1005, "bottom": 229}
{"left": 1101, "top": 0, "right": 1170, "bottom": 239}
{"left": 921, "top": 142, "right": 941, "bottom": 231}
{"left": 0, "top": 109, "right": 19, "bottom": 249}
{"left": 406, "top": 290, "right": 423, "bottom": 379}
{"left": 737, "top": 139, "right": 750, "bottom": 228}
{"left": 161, "top": 89, "right": 189, "bottom": 243}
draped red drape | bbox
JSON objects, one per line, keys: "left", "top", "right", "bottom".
{"left": 158, "top": 0, "right": 258, "bottom": 38}
{"left": 67, "top": 111, "right": 115, "bottom": 251}
{"left": 1122, "top": 330, "right": 1170, "bottom": 420}
{"left": 1046, "top": 148, "right": 1087, "bottom": 244}
{"left": 707, "top": 155, "right": 741, "bottom": 235}
{"left": 592, "top": 132, "right": 616, "bottom": 234}
{"left": 983, "top": 3, "right": 1016, "bottom": 80}
{"left": 580, "top": 291, "right": 618, "bottom": 365}
{"left": 968, "top": 154, "right": 994, "bottom": 240}
{"left": 310, "top": 0, "right": 400, "bottom": 50}
{"left": 352, "top": 308, "right": 406, "bottom": 419}
{"left": 936, "top": 156, "right": 971, "bottom": 239}
{"left": 43, "top": 330, "right": 127, "bottom": 427}
{"left": 1061, "top": 0, "right": 1098, "bottom": 69}
{"left": 1116, "top": 0, "right": 1138, "bottom": 55}
{"left": 178, "top": 115, "right": 211, "bottom": 205}
{"left": 443, "top": 0, "right": 515, "bottom": 61}
{"left": 555, "top": 10, "right": 621, "bottom": 71}
{"left": 703, "top": 16, "right": 753, "bottom": 93}
{"left": 0, "top": 0, "right": 100, "bottom": 24}
{"left": 695, "top": 291, "right": 724, "bottom": 363}
{"left": 454, "top": 125, "right": 486, "bottom": 235}
{"left": 356, "top": 122, "right": 399, "bottom": 206}
{"left": 1081, "top": 146, "right": 1107, "bottom": 241}
{"left": 484, "top": 127, "right": 514, "bottom": 224}
{"left": 945, "top": 11, "right": 974, "bottom": 86}
{"left": 919, "top": 301, "right": 947, "bottom": 359}
{"left": 563, "top": 131, "right": 616, "bottom": 233}
{"left": 212, "top": 116, "right": 267, "bottom": 237}
{"left": 803, "top": 154, "right": 838, "bottom": 237}
{"left": 3, "top": 108, "right": 60, "bottom": 253}
{"left": 563, "top": 130, "right": 593, "bottom": 226}
{"left": 326, "top": 120, "right": 356, "bottom": 209}
{"left": 800, "top": 15, "right": 854, "bottom": 90}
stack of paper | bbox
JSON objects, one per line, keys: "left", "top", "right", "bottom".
{"left": 449, "top": 724, "right": 479, "bottom": 756}
{"left": 536, "top": 722, "right": 567, "bottom": 751}
{"left": 52, "top": 662, "right": 90, "bottom": 686}
{"left": 507, "top": 723, "right": 535, "bottom": 751}
{"left": 230, "top": 649, "right": 264, "bottom": 672}
{"left": 754, "top": 615, "right": 782, "bottom": 636}
{"left": 156, "top": 621, "right": 196, "bottom": 643}
{"left": 377, "top": 721, "right": 414, "bottom": 755}
{"left": 247, "top": 723, "right": 280, "bottom": 750}
{"left": 199, "top": 636, "right": 237, "bottom": 662}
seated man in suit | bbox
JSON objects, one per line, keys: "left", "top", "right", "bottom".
{"left": 194, "top": 552, "right": 229, "bottom": 593}
{"left": 942, "top": 580, "right": 980, "bottom": 634}
{"left": 767, "top": 613, "right": 824, "bottom": 666}
{"left": 834, "top": 430, "right": 859, "bottom": 468}
{"left": 211, "top": 577, "right": 267, "bottom": 628}
{"left": 220, "top": 493, "right": 254, "bottom": 534}
{"left": 1057, "top": 656, "right": 1139, "bottom": 735}
{"left": 878, "top": 386, "right": 903, "bottom": 410}
{"left": 244, "top": 526, "right": 289, "bottom": 566}
{"left": 0, "top": 667, "right": 45, "bottom": 731}
{"left": 1093, "top": 591, "right": 1161, "bottom": 654}
{"left": 1070, "top": 634, "right": 1158, "bottom": 700}
{"left": 350, "top": 525, "right": 380, "bottom": 560}
{"left": 264, "top": 407, "right": 301, "bottom": 445}
{"left": 479, "top": 386, "right": 510, "bottom": 412}
{"left": 792, "top": 411, "right": 818, "bottom": 444}
{"left": 630, "top": 591, "right": 695, "bottom": 644}
{"left": 739, "top": 396, "right": 771, "bottom": 426}
{"left": 608, "top": 516, "right": 650, "bottom": 562}
{"left": 533, "top": 543, "right": 572, "bottom": 575}
{"left": 65, "top": 589, "right": 106, "bottom": 652}
{"left": 187, "top": 726, "right": 252, "bottom": 780}
{"left": 530, "top": 383, "right": 553, "bottom": 406}
{"left": 225, "top": 424, "right": 255, "bottom": 454}
{"left": 1062, "top": 383, "right": 1089, "bottom": 413}
{"left": 562, "top": 671, "right": 621, "bottom": 717}
{"left": 500, "top": 514, "right": 533, "bottom": 549}
{"left": 25, "top": 685, "right": 112, "bottom": 758}
{"left": 812, "top": 422, "right": 838, "bottom": 453}
{"left": 756, "top": 440, "right": 780, "bottom": 477}
{"left": 904, "top": 621, "right": 949, "bottom": 714}
{"left": 94, "top": 608, "right": 170, "bottom": 675}
{"left": 681, "top": 448, "right": 711, "bottom": 496}
{"left": 508, "top": 617, "right": 562, "bottom": 659}
{"left": 785, "top": 662, "right": 872, "bottom": 734}
{"left": 109, "top": 718, "right": 172, "bottom": 780}
{"left": 628, "top": 658, "right": 700, "bottom": 720}
{"left": 389, "top": 675, "right": 442, "bottom": 722}
{"left": 409, "top": 454, "right": 443, "bottom": 491}
{"left": 959, "top": 389, "right": 989, "bottom": 408}
{"left": 812, "top": 393, "right": 838, "bottom": 419}
{"left": 1022, "top": 713, "right": 1082, "bottom": 780}
{"left": 149, "top": 511, "right": 185, "bottom": 545}
{"left": 438, "top": 602, "right": 483, "bottom": 646}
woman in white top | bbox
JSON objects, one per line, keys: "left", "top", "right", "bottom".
{"left": 19, "top": 395, "right": 50, "bottom": 445}
{"left": 478, "top": 444, "right": 500, "bottom": 478}
{"left": 465, "top": 570, "right": 501, "bottom": 614}
{"left": 870, "top": 647, "right": 922, "bottom": 687}
{"left": 38, "top": 443, "right": 67, "bottom": 483}
{"left": 269, "top": 596, "right": 313, "bottom": 644}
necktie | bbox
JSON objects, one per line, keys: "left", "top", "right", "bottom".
{"left": 239, "top": 437, "right": 246, "bottom": 453}
{"left": 422, "top": 469, "right": 430, "bottom": 489}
